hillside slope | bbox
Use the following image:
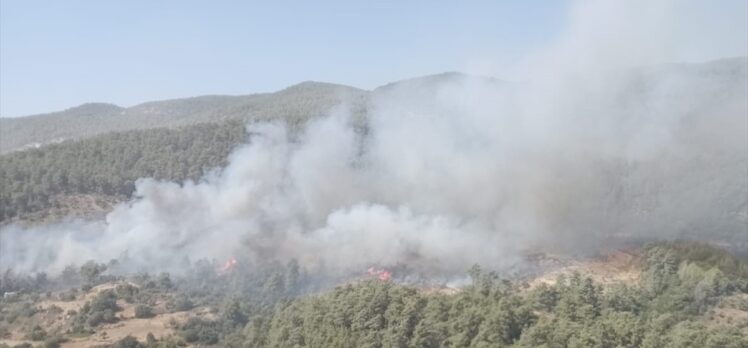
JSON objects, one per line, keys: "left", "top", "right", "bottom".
{"left": 0, "top": 243, "right": 745, "bottom": 347}
{"left": 0, "top": 59, "right": 745, "bottom": 228}
{"left": 0, "top": 82, "right": 367, "bottom": 154}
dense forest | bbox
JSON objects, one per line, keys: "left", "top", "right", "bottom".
{"left": 0, "top": 121, "right": 246, "bottom": 221}
{"left": 0, "top": 77, "right": 380, "bottom": 222}
{"left": 0, "top": 242, "right": 746, "bottom": 347}
{"left": 226, "top": 243, "right": 748, "bottom": 348}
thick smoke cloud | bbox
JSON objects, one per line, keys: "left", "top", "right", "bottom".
{"left": 1, "top": 0, "right": 746, "bottom": 276}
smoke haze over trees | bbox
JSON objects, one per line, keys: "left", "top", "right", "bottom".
{"left": 1, "top": 1, "right": 747, "bottom": 347}
{"left": 1, "top": 55, "right": 746, "bottom": 275}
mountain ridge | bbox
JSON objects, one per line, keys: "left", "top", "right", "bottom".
{"left": 0, "top": 81, "right": 370, "bottom": 153}
{"left": 2, "top": 57, "right": 746, "bottom": 154}
{"left": 1, "top": 74, "right": 485, "bottom": 153}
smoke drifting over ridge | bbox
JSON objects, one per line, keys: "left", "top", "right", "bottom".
{"left": 2, "top": 1, "right": 747, "bottom": 276}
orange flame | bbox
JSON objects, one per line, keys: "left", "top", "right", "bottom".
{"left": 219, "top": 257, "right": 238, "bottom": 273}
{"left": 367, "top": 267, "right": 392, "bottom": 281}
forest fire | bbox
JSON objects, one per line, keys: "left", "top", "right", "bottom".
{"left": 219, "top": 257, "right": 238, "bottom": 273}
{"left": 367, "top": 267, "right": 392, "bottom": 281}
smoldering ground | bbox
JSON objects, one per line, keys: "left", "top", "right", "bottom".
{"left": 1, "top": 0, "right": 746, "bottom": 278}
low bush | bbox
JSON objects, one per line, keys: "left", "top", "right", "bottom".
{"left": 179, "top": 317, "right": 220, "bottom": 345}
{"left": 134, "top": 304, "right": 154, "bottom": 319}
{"left": 168, "top": 296, "right": 194, "bottom": 312}
{"left": 42, "top": 335, "right": 67, "bottom": 348}
{"left": 111, "top": 335, "right": 144, "bottom": 348}
{"left": 25, "top": 325, "right": 46, "bottom": 341}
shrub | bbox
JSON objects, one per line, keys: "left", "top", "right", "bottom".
{"left": 80, "top": 261, "right": 108, "bottom": 285}
{"left": 59, "top": 291, "right": 76, "bottom": 301}
{"left": 145, "top": 332, "right": 156, "bottom": 346}
{"left": 179, "top": 318, "right": 220, "bottom": 345}
{"left": 738, "top": 298, "right": 748, "bottom": 311}
{"left": 111, "top": 335, "right": 144, "bottom": 348}
{"left": 46, "top": 305, "right": 63, "bottom": 314}
{"left": 157, "top": 273, "right": 173, "bottom": 290}
{"left": 87, "top": 309, "right": 117, "bottom": 327}
{"left": 89, "top": 290, "right": 119, "bottom": 313}
{"left": 42, "top": 335, "right": 67, "bottom": 348}
{"left": 26, "top": 325, "right": 46, "bottom": 341}
{"left": 134, "top": 305, "right": 154, "bottom": 319}
{"left": 4, "top": 302, "right": 36, "bottom": 323}
{"left": 168, "top": 296, "right": 194, "bottom": 312}
{"left": 115, "top": 284, "right": 139, "bottom": 303}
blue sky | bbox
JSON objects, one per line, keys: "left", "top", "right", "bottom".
{"left": 1, "top": 1, "right": 746, "bottom": 117}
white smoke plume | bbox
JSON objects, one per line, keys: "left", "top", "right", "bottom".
{"left": 1, "top": 0, "right": 746, "bottom": 276}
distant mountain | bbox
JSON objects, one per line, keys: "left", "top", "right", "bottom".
{"left": 1, "top": 73, "right": 514, "bottom": 153}
{"left": 0, "top": 73, "right": 516, "bottom": 154}
{"left": 374, "top": 71, "right": 502, "bottom": 93}
{"left": 2, "top": 58, "right": 745, "bottom": 154}
{"left": 0, "top": 82, "right": 367, "bottom": 153}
